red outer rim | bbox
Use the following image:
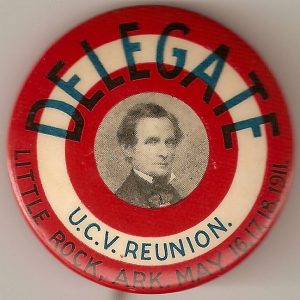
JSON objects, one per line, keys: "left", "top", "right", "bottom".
{"left": 7, "top": 5, "right": 294, "bottom": 294}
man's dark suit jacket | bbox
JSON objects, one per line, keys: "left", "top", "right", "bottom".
{"left": 115, "top": 171, "right": 181, "bottom": 208}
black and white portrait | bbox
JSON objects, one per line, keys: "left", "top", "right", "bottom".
{"left": 94, "top": 92, "right": 209, "bottom": 209}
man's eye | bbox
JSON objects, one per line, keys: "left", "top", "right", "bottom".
{"left": 166, "top": 139, "right": 176, "bottom": 146}
{"left": 145, "top": 137, "right": 159, "bottom": 144}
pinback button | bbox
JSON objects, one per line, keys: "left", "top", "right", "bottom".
{"left": 7, "top": 5, "right": 293, "bottom": 293}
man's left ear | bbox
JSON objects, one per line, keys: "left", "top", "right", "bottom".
{"left": 120, "top": 144, "right": 134, "bottom": 159}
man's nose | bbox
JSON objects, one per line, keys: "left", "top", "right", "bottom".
{"left": 158, "top": 143, "right": 169, "bottom": 158}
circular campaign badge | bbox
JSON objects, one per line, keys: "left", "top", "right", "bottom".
{"left": 7, "top": 5, "right": 293, "bottom": 293}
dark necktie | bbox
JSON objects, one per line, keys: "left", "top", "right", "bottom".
{"left": 147, "top": 176, "right": 174, "bottom": 207}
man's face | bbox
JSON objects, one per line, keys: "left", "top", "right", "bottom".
{"left": 129, "top": 117, "right": 177, "bottom": 177}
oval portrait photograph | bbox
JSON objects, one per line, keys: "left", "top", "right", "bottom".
{"left": 94, "top": 92, "right": 209, "bottom": 208}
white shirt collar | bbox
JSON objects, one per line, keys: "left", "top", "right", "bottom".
{"left": 133, "top": 169, "right": 176, "bottom": 184}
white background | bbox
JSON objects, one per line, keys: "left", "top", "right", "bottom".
{"left": 0, "top": 1, "right": 299, "bottom": 299}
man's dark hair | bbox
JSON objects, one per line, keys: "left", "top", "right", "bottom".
{"left": 117, "top": 103, "right": 183, "bottom": 148}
